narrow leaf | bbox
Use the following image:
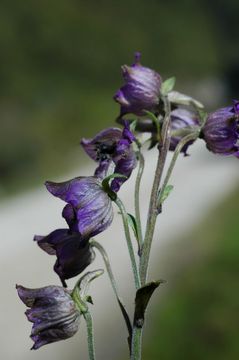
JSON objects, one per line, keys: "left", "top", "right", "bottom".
{"left": 72, "top": 269, "right": 104, "bottom": 313}
{"left": 127, "top": 213, "right": 139, "bottom": 241}
{"left": 130, "top": 119, "right": 138, "bottom": 133}
{"left": 168, "top": 91, "right": 204, "bottom": 109}
{"left": 143, "top": 110, "right": 160, "bottom": 137}
{"left": 85, "top": 295, "right": 94, "bottom": 305}
{"left": 161, "top": 77, "right": 176, "bottom": 95}
{"left": 197, "top": 109, "right": 208, "bottom": 126}
{"left": 78, "top": 269, "right": 104, "bottom": 300}
{"left": 160, "top": 184, "right": 174, "bottom": 204}
{"left": 102, "top": 173, "right": 127, "bottom": 200}
{"left": 134, "top": 280, "right": 165, "bottom": 328}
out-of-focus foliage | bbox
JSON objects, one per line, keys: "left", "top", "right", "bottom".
{"left": 0, "top": 0, "right": 238, "bottom": 196}
{"left": 143, "top": 187, "right": 239, "bottom": 360}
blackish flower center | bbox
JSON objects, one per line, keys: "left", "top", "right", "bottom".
{"left": 95, "top": 142, "right": 116, "bottom": 161}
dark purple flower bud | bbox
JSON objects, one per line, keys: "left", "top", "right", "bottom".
{"left": 170, "top": 108, "right": 199, "bottom": 155}
{"left": 81, "top": 123, "right": 137, "bottom": 191}
{"left": 34, "top": 229, "right": 95, "bottom": 286}
{"left": 201, "top": 100, "right": 239, "bottom": 157}
{"left": 114, "top": 52, "right": 162, "bottom": 116}
{"left": 16, "top": 285, "right": 81, "bottom": 349}
{"left": 45, "top": 177, "right": 113, "bottom": 237}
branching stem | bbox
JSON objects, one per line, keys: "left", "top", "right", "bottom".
{"left": 139, "top": 96, "right": 171, "bottom": 285}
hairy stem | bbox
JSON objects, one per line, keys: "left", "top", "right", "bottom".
{"left": 139, "top": 97, "right": 171, "bottom": 285}
{"left": 90, "top": 239, "right": 132, "bottom": 344}
{"left": 135, "top": 151, "right": 145, "bottom": 251}
{"left": 115, "top": 197, "right": 141, "bottom": 289}
{"left": 131, "top": 327, "right": 143, "bottom": 360}
{"left": 83, "top": 311, "right": 96, "bottom": 360}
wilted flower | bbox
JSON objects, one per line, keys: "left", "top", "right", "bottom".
{"left": 16, "top": 285, "right": 81, "bottom": 349}
{"left": 114, "top": 52, "right": 162, "bottom": 116}
{"left": 45, "top": 176, "right": 113, "bottom": 237}
{"left": 170, "top": 108, "right": 199, "bottom": 155}
{"left": 81, "top": 123, "right": 137, "bottom": 192}
{"left": 201, "top": 100, "right": 239, "bottom": 157}
{"left": 34, "top": 229, "right": 95, "bottom": 286}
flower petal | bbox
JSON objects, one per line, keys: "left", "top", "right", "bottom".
{"left": 34, "top": 229, "right": 95, "bottom": 283}
{"left": 16, "top": 285, "right": 80, "bottom": 349}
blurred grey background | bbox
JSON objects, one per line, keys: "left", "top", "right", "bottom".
{"left": 0, "top": 0, "right": 239, "bottom": 359}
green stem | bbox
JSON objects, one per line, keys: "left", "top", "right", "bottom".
{"left": 90, "top": 239, "right": 133, "bottom": 343}
{"left": 139, "top": 96, "right": 171, "bottom": 285}
{"left": 158, "top": 131, "right": 200, "bottom": 205}
{"left": 83, "top": 311, "right": 96, "bottom": 360}
{"left": 115, "top": 197, "right": 141, "bottom": 290}
{"left": 135, "top": 151, "right": 145, "bottom": 251}
{"left": 131, "top": 327, "right": 143, "bottom": 360}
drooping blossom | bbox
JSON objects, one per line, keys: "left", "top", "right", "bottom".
{"left": 169, "top": 108, "right": 199, "bottom": 155}
{"left": 116, "top": 108, "right": 199, "bottom": 155}
{"left": 16, "top": 285, "right": 81, "bottom": 349}
{"left": 81, "top": 123, "right": 137, "bottom": 192}
{"left": 114, "top": 52, "right": 162, "bottom": 116}
{"left": 201, "top": 100, "right": 239, "bottom": 157}
{"left": 34, "top": 229, "right": 95, "bottom": 286}
{"left": 45, "top": 176, "right": 113, "bottom": 237}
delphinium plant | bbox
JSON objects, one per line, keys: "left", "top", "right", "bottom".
{"left": 16, "top": 53, "right": 239, "bottom": 360}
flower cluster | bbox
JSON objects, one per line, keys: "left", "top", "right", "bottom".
{"left": 17, "top": 114, "right": 137, "bottom": 349}
{"left": 17, "top": 52, "right": 238, "bottom": 352}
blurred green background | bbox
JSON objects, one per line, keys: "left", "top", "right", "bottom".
{"left": 0, "top": 0, "right": 238, "bottom": 359}
{"left": 116, "top": 186, "right": 239, "bottom": 360}
{"left": 143, "top": 187, "right": 239, "bottom": 360}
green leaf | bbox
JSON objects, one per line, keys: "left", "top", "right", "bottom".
{"left": 160, "top": 184, "right": 174, "bottom": 204}
{"left": 143, "top": 110, "right": 161, "bottom": 139}
{"left": 130, "top": 119, "right": 138, "bottom": 133}
{"left": 161, "top": 77, "right": 176, "bottom": 95}
{"left": 127, "top": 213, "right": 139, "bottom": 241}
{"left": 134, "top": 280, "right": 166, "bottom": 328}
{"left": 102, "top": 173, "right": 127, "bottom": 200}
{"left": 168, "top": 91, "right": 204, "bottom": 109}
{"left": 79, "top": 269, "right": 104, "bottom": 299}
{"left": 72, "top": 269, "right": 104, "bottom": 313}
{"left": 197, "top": 109, "right": 208, "bottom": 127}
{"left": 85, "top": 295, "right": 94, "bottom": 305}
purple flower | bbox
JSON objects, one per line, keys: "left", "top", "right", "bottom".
{"left": 114, "top": 52, "right": 162, "bottom": 116}
{"left": 116, "top": 109, "right": 199, "bottom": 155}
{"left": 81, "top": 124, "right": 137, "bottom": 192}
{"left": 45, "top": 176, "right": 113, "bottom": 237}
{"left": 170, "top": 108, "right": 199, "bottom": 155}
{"left": 34, "top": 229, "right": 95, "bottom": 286}
{"left": 202, "top": 100, "right": 239, "bottom": 157}
{"left": 16, "top": 285, "right": 81, "bottom": 349}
